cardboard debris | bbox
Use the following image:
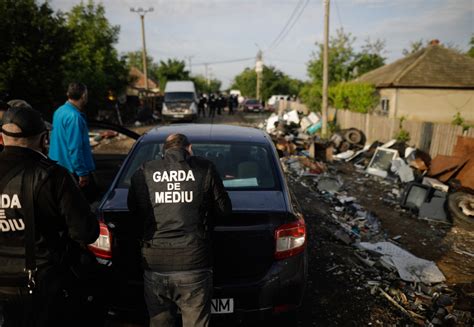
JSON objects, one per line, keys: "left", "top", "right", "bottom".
{"left": 358, "top": 242, "right": 446, "bottom": 284}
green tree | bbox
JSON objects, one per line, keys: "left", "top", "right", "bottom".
{"left": 192, "top": 75, "right": 221, "bottom": 94}
{"left": 63, "top": 0, "right": 129, "bottom": 118}
{"left": 350, "top": 38, "right": 386, "bottom": 77}
{"left": 0, "top": 0, "right": 70, "bottom": 118}
{"left": 307, "top": 29, "right": 355, "bottom": 84}
{"left": 467, "top": 35, "right": 474, "bottom": 58}
{"left": 307, "top": 30, "right": 385, "bottom": 84}
{"left": 231, "top": 65, "right": 303, "bottom": 100}
{"left": 124, "top": 50, "right": 164, "bottom": 84}
{"left": 155, "top": 59, "right": 190, "bottom": 90}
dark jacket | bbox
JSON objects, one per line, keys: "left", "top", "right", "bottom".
{"left": 0, "top": 146, "right": 99, "bottom": 274}
{"left": 128, "top": 148, "right": 232, "bottom": 272}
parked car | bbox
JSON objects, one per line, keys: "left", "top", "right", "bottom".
{"left": 88, "top": 124, "right": 308, "bottom": 323}
{"left": 241, "top": 99, "right": 264, "bottom": 112}
{"left": 161, "top": 81, "right": 198, "bottom": 122}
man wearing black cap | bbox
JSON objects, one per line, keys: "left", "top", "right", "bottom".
{"left": 0, "top": 100, "right": 99, "bottom": 326}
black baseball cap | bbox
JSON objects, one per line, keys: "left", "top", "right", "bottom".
{"left": 1, "top": 100, "right": 47, "bottom": 137}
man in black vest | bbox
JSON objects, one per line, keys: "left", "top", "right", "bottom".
{"left": 128, "top": 133, "right": 231, "bottom": 327}
{"left": 0, "top": 101, "right": 99, "bottom": 326}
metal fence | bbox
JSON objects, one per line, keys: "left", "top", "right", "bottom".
{"left": 334, "top": 109, "right": 474, "bottom": 157}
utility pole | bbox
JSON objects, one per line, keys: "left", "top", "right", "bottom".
{"left": 185, "top": 55, "right": 194, "bottom": 75}
{"left": 322, "top": 0, "right": 330, "bottom": 137}
{"left": 255, "top": 50, "right": 263, "bottom": 101}
{"left": 130, "top": 7, "right": 154, "bottom": 91}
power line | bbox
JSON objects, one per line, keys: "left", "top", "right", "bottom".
{"left": 268, "top": 0, "right": 310, "bottom": 53}
{"left": 266, "top": 0, "right": 305, "bottom": 51}
{"left": 193, "top": 57, "right": 254, "bottom": 66}
{"left": 333, "top": 0, "right": 344, "bottom": 30}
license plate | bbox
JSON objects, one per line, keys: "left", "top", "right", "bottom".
{"left": 211, "top": 298, "right": 234, "bottom": 314}
{"left": 173, "top": 114, "right": 184, "bottom": 118}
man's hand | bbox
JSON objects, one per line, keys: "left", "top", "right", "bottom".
{"left": 78, "top": 175, "right": 90, "bottom": 188}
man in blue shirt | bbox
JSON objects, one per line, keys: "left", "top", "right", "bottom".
{"left": 49, "top": 82, "right": 96, "bottom": 200}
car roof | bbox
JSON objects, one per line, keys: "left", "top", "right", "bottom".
{"left": 142, "top": 124, "right": 272, "bottom": 144}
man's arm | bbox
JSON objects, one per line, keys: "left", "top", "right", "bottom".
{"left": 208, "top": 163, "right": 232, "bottom": 218}
{"left": 128, "top": 168, "right": 156, "bottom": 240}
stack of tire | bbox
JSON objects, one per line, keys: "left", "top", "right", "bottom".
{"left": 330, "top": 128, "right": 366, "bottom": 153}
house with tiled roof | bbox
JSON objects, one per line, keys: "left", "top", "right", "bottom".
{"left": 355, "top": 40, "right": 474, "bottom": 123}
{"left": 127, "top": 66, "right": 160, "bottom": 96}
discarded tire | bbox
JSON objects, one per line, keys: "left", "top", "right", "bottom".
{"left": 447, "top": 192, "right": 474, "bottom": 230}
{"left": 344, "top": 129, "right": 363, "bottom": 145}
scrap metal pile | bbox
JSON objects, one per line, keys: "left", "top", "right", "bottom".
{"left": 261, "top": 109, "right": 473, "bottom": 326}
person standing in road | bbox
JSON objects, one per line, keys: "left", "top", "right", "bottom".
{"left": 49, "top": 82, "right": 97, "bottom": 202}
{"left": 128, "top": 133, "right": 232, "bottom": 327}
{"left": 0, "top": 101, "right": 99, "bottom": 326}
{"left": 198, "top": 94, "right": 207, "bottom": 118}
{"left": 227, "top": 95, "right": 234, "bottom": 115}
{"left": 208, "top": 94, "right": 216, "bottom": 118}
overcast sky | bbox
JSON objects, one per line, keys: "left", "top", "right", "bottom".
{"left": 48, "top": 0, "right": 473, "bottom": 88}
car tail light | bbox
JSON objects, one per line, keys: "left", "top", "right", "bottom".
{"left": 88, "top": 222, "right": 112, "bottom": 259}
{"left": 274, "top": 218, "right": 306, "bottom": 260}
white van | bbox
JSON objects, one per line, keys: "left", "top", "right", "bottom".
{"left": 162, "top": 81, "right": 198, "bottom": 122}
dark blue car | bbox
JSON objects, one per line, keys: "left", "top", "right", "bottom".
{"left": 88, "top": 124, "right": 307, "bottom": 324}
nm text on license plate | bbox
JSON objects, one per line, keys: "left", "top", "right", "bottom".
{"left": 211, "top": 298, "right": 234, "bottom": 314}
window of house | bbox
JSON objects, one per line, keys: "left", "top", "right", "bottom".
{"left": 381, "top": 98, "right": 389, "bottom": 114}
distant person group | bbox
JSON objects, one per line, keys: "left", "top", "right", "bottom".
{"left": 198, "top": 93, "right": 239, "bottom": 118}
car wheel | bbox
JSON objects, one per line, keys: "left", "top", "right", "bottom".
{"left": 447, "top": 192, "right": 474, "bottom": 230}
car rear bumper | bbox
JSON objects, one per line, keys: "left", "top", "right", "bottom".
{"left": 104, "top": 251, "right": 307, "bottom": 321}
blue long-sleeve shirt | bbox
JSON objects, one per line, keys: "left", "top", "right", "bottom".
{"left": 49, "top": 101, "right": 95, "bottom": 176}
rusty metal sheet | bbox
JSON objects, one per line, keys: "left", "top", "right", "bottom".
{"left": 456, "top": 159, "right": 474, "bottom": 190}
{"left": 428, "top": 155, "right": 468, "bottom": 182}
{"left": 452, "top": 136, "right": 474, "bottom": 158}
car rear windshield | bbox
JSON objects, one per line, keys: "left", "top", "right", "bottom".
{"left": 118, "top": 142, "right": 279, "bottom": 190}
{"left": 246, "top": 100, "right": 259, "bottom": 105}
{"left": 164, "top": 92, "right": 194, "bottom": 102}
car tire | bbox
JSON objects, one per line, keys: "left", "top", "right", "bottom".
{"left": 447, "top": 192, "right": 474, "bottom": 230}
{"left": 344, "top": 128, "right": 363, "bottom": 145}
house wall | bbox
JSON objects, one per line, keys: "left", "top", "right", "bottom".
{"left": 381, "top": 88, "right": 474, "bottom": 123}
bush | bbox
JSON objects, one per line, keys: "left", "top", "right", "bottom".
{"left": 394, "top": 116, "right": 411, "bottom": 143}
{"left": 329, "top": 82, "right": 378, "bottom": 113}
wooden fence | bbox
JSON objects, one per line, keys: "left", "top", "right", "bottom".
{"left": 334, "top": 109, "right": 474, "bottom": 157}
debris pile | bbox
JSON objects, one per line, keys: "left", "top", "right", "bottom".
{"left": 263, "top": 111, "right": 473, "bottom": 325}
{"left": 262, "top": 108, "right": 473, "bottom": 231}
